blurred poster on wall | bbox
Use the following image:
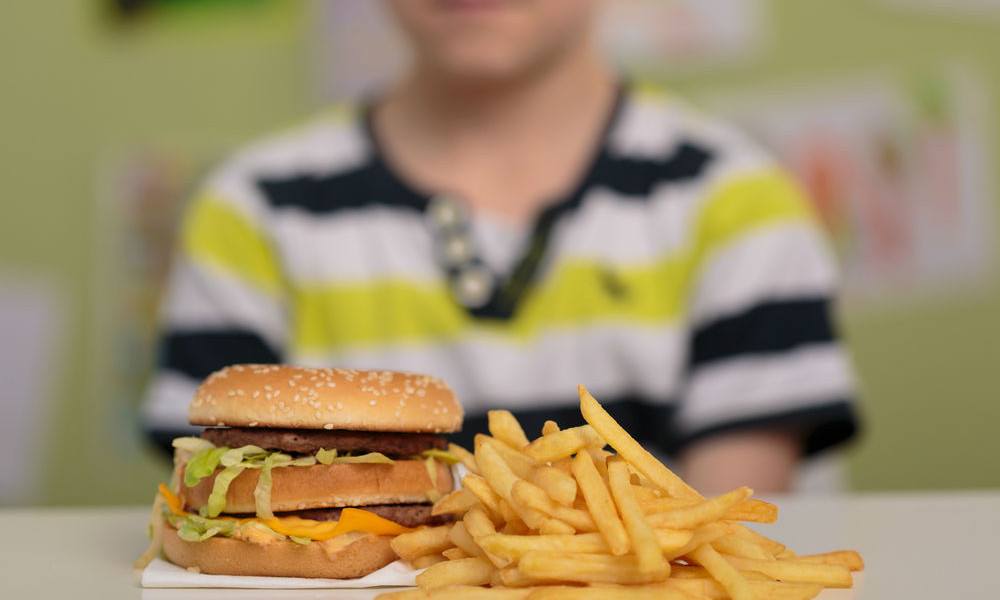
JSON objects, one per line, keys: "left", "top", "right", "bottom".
{"left": 599, "top": 0, "right": 768, "bottom": 72}
{"left": 93, "top": 149, "right": 210, "bottom": 452}
{"left": 709, "top": 68, "right": 996, "bottom": 305}
{"left": 312, "top": 0, "right": 768, "bottom": 102}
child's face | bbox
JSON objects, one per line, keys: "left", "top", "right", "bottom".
{"left": 387, "top": 0, "right": 600, "bottom": 83}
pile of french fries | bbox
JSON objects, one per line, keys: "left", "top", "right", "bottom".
{"left": 379, "top": 386, "right": 863, "bottom": 600}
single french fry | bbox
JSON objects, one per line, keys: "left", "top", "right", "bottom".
{"left": 538, "top": 518, "right": 575, "bottom": 535}
{"left": 607, "top": 457, "right": 668, "bottom": 577}
{"left": 571, "top": 451, "right": 629, "bottom": 555}
{"left": 449, "top": 521, "right": 486, "bottom": 558}
{"left": 433, "top": 488, "right": 479, "bottom": 517}
{"left": 524, "top": 425, "right": 605, "bottom": 463}
{"left": 712, "top": 533, "right": 774, "bottom": 560}
{"left": 797, "top": 550, "right": 865, "bottom": 571}
{"left": 641, "top": 496, "right": 778, "bottom": 524}
{"left": 541, "top": 420, "right": 560, "bottom": 436}
{"left": 417, "top": 558, "right": 495, "bottom": 590}
{"left": 488, "top": 410, "right": 531, "bottom": 449}
{"left": 391, "top": 525, "right": 454, "bottom": 561}
{"left": 375, "top": 588, "right": 429, "bottom": 600}
{"left": 426, "top": 586, "right": 531, "bottom": 600}
{"left": 463, "top": 474, "right": 504, "bottom": 523}
{"left": 645, "top": 487, "right": 753, "bottom": 529}
{"left": 442, "top": 547, "right": 470, "bottom": 560}
{"left": 476, "top": 434, "right": 535, "bottom": 479}
{"left": 415, "top": 557, "right": 495, "bottom": 590}
{"left": 519, "top": 551, "right": 669, "bottom": 584}
{"left": 529, "top": 465, "right": 577, "bottom": 507}
{"left": 724, "top": 555, "right": 853, "bottom": 588}
{"left": 411, "top": 553, "right": 446, "bottom": 569}
{"left": 688, "top": 544, "right": 754, "bottom": 600}
{"left": 448, "top": 443, "right": 479, "bottom": 474}
{"left": 525, "top": 584, "right": 697, "bottom": 600}
{"left": 579, "top": 385, "right": 699, "bottom": 499}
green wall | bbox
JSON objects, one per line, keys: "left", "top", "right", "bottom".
{"left": 1, "top": 0, "right": 997, "bottom": 505}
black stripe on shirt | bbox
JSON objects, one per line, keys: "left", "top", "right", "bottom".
{"left": 257, "top": 163, "right": 427, "bottom": 216}
{"left": 253, "top": 141, "right": 714, "bottom": 217}
{"left": 690, "top": 298, "right": 835, "bottom": 368}
{"left": 159, "top": 329, "right": 281, "bottom": 381}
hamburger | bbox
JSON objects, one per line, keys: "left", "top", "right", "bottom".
{"left": 140, "top": 364, "right": 463, "bottom": 579}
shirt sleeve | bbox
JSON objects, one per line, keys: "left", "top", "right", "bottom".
{"left": 141, "top": 172, "right": 288, "bottom": 452}
{"left": 669, "top": 168, "right": 859, "bottom": 456}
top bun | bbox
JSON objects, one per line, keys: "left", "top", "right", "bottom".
{"left": 189, "top": 365, "right": 463, "bottom": 433}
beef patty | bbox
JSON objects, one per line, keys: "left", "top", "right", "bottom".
{"left": 201, "top": 427, "right": 447, "bottom": 457}
{"left": 283, "top": 504, "right": 452, "bottom": 528}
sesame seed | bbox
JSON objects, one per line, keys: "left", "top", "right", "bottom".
{"left": 369, "top": 400, "right": 377, "bottom": 406}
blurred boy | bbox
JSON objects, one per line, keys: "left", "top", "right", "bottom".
{"left": 144, "top": 0, "right": 858, "bottom": 492}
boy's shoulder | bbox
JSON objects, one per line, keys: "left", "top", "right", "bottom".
{"left": 614, "top": 83, "right": 773, "bottom": 171}
{"left": 216, "top": 103, "right": 370, "bottom": 183}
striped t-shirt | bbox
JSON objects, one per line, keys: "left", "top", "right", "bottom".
{"left": 143, "top": 85, "right": 858, "bottom": 455}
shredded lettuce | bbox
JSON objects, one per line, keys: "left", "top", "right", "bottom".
{"left": 254, "top": 453, "right": 279, "bottom": 519}
{"left": 170, "top": 513, "right": 238, "bottom": 542}
{"left": 420, "top": 449, "right": 461, "bottom": 464}
{"left": 184, "top": 447, "right": 229, "bottom": 488}
{"left": 205, "top": 465, "right": 246, "bottom": 517}
{"left": 424, "top": 456, "right": 442, "bottom": 503}
{"left": 289, "top": 535, "right": 312, "bottom": 545}
{"left": 220, "top": 445, "right": 268, "bottom": 467}
{"left": 326, "top": 452, "right": 394, "bottom": 464}
{"left": 316, "top": 448, "right": 338, "bottom": 465}
{"left": 172, "top": 437, "right": 215, "bottom": 454}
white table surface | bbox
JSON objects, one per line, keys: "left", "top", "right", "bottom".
{"left": 1, "top": 491, "right": 997, "bottom": 599}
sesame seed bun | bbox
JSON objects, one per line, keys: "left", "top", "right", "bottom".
{"left": 181, "top": 458, "right": 455, "bottom": 514}
{"left": 188, "top": 365, "right": 463, "bottom": 433}
{"left": 161, "top": 525, "right": 398, "bottom": 579}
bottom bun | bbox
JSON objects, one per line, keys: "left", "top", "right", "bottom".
{"left": 162, "top": 525, "right": 398, "bottom": 579}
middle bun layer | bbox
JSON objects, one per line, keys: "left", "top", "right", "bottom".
{"left": 181, "top": 459, "right": 454, "bottom": 514}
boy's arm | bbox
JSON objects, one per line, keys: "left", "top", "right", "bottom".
{"left": 678, "top": 428, "right": 799, "bottom": 494}
{"left": 671, "top": 169, "right": 859, "bottom": 489}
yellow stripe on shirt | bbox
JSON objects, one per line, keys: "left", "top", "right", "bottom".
{"left": 182, "top": 194, "right": 285, "bottom": 296}
{"left": 288, "top": 169, "right": 817, "bottom": 351}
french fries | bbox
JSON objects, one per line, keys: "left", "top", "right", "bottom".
{"left": 377, "top": 386, "right": 862, "bottom": 600}
{"left": 488, "top": 410, "right": 531, "bottom": 449}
